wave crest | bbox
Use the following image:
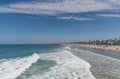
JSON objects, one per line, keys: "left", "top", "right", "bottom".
{"left": 0, "top": 53, "right": 39, "bottom": 79}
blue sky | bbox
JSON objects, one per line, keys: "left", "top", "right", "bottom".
{"left": 0, "top": 0, "right": 120, "bottom": 44}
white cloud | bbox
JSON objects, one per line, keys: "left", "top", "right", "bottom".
{"left": 0, "top": 0, "right": 120, "bottom": 22}
{"left": 97, "top": 14, "right": 120, "bottom": 18}
{"left": 57, "top": 16, "right": 93, "bottom": 21}
{"left": 0, "top": 0, "right": 120, "bottom": 15}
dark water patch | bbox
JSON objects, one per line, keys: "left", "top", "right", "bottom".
{"left": 16, "top": 59, "right": 56, "bottom": 79}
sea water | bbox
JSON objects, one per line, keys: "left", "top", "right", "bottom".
{"left": 0, "top": 44, "right": 96, "bottom": 79}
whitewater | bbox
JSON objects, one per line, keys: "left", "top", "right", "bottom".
{"left": 0, "top": 46, "right": 96, "bottom": 79}
{"left": 0, "top": 53, "right": 39, "bottom": 79}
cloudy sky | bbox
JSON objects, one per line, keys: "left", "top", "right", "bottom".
{"left": 0, "top": 0, "right": 120, "bottom": 44}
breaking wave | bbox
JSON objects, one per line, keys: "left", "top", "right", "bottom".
{"left": 22, "top": 47, "right": 96, "bottom": 79}
{"left": 0, "top": 46, "right": 96, "bottom": 79}
{"left": 0, "top": 53, "right": 39, "bottom": 79}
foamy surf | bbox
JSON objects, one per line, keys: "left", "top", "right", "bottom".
{"left": 22, "top": 47, "right": 96, "bottom": 79}
{"left": 0, "top": 53, "right": 39, "bottom": 79}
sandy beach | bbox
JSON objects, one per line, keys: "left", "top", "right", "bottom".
{"left": 71, "top": 44, "right": 120, "bottom": 52}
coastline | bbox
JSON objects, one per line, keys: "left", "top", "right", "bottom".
{"left": 71, "top": 44, "right": 120, "bottom": 52}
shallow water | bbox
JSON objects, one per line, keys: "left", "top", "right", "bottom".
{"left": 72, "top": 46, "right": 120, "bottom": 79}
{"left": 0, "top": 44, "right": 96, "bottom": 79}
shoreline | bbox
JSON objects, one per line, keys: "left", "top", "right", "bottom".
{"left": 71, "top": 44, "right": 120, "bottom": 52}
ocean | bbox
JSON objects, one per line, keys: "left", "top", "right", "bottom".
{"left": 0, "top": 44, "right": 95, "bottom": 79}
{"left": 0, "top": 44, "right": 120, "bottom": 79}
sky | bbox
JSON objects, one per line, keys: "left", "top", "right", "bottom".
{"left": 0, "top": 0, "right": 120, "bottom": 44}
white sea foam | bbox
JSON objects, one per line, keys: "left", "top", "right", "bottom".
{"left": 64, "top": 46, "right": 71, "bottom": 50}
{"left": 0, "top": 47, "right": 96, "bottom": 79}
{"left": 0, "top": 53, "right": 39, "bottom": 79}
{"left": 25, "top": 47, "right": 96, "bottom": 79}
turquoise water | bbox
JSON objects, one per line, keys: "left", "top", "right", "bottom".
{"left": 0, "top": 44, "right": 61, "bottom": 59}
{"left": 0, "top": 44, "right": 96, "bottom": 79}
